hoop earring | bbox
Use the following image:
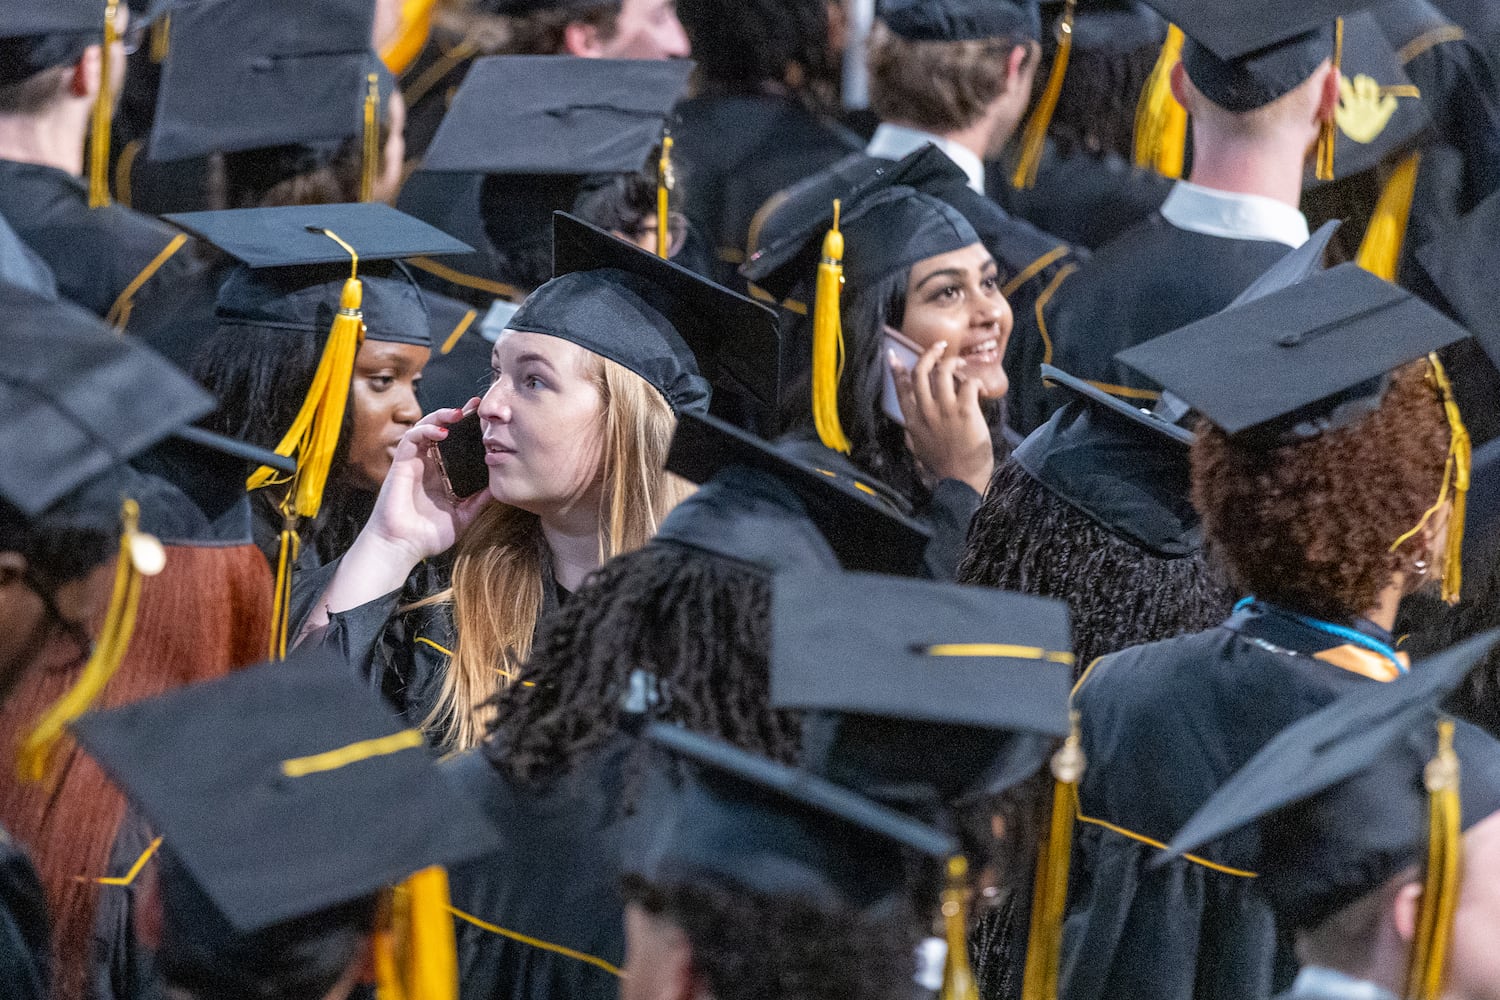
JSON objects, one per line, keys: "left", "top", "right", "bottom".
{"left": 1413, "top": 558, "right": 1430, "bottom": 577}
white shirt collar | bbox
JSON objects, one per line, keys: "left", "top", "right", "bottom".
{"left": 1159, "top": 180, "right": 1310, "bottom": 248}
{"left": 1288, "top": 967, "right": 1399, "bottom": 1000}
{"left": 866, "top": 123, "right": 987, "bottom": 194}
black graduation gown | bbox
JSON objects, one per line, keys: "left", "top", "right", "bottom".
{"left": 0, "top": 213, "right": 57, "bottom": 299}
{"left": 1061, "top": 604, "right": 1406, "bottom": 1000}
{"left": 0, "top": 828, "right": 49, "bottom": 1000}
{"left": 443, "top": 738, "right": 671, "bottom": 1000}
{"left": 0, "top": 160, "right": 199, "bottom": 331}
{"left": 419, "top": 312, "right": 493, "bottom": 414}
{"left": 672, "top": 94, "right": 864, "bottom": 291}
{"left": 1037, "top": 214, "right": 1290, "bottom": 420}
{"left": 990, "top": 140, "right": 1174, "bottom": 252}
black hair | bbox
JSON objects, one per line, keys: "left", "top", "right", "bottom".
{"left": 780, "top": 267, "right": 1010, "bottom": 511}
{"left": 620, "top": 872, "right": 920, "bottom": 1000}
{"left": 0, "top": 498, "right": 117, "bottom": 596}
{"left": 479, "top": 172, "right": 582, "bottom": 294}
{"left": 1040, "top": 40, "right": 1163, "bottom": 159}
{"left": 483, "top": 541, "right": 801, "bottom": 785}
{"left": 675, "top": 0, "right": 841, "bottom": 112}
{"left": 958, "top": 460, "right": 1234, "bottom": 675}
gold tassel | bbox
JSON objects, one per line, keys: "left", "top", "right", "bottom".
{"left": 381, "top": 0, "right": 440, "bottom": 76}
{"left": 89, "top": 0, "right": 121, "bottom": 208}
{"left": 376, "top": 867, "right": 459, "bottom": 1000}
{"left": 939, "top": 855, "right": 979, "bottom": 1000}
{"left": 360, "top": 73, "right": 381, "bottom": 204}
{"left": 656, "top": 135, "right": 675, "bottom": 260}
{"left": 1133, "top": 25, "right": 1188, "bottom": 179}
{"left": 1021, "top": 712, "right": 1086, "bottom": 1000}
{"left": 16, "top": 499, "right": 166, "bottom": 783}
{"left": 267, "top": 519, "right": 300, "bottom": 661}
{"left": 1406, "top": 719, "right": 1461, "bottom": 1000}
{"left": 1011, "top": 0, "right": 1076, "bottom": 190}
{"left": 149, "top": 13, "right": 170, "bottom": 64}
{"left": 1315, "top": 18, "right": 1345, "bottom": 182}
{"left": 812, "top": 200, "right": 852, "bottom": 453}
{"left": 1389, "top": 354, "right": 1468, "bottom": 606}
{"left": 1356, "top": 151, "right": 1421, "bottom": 281}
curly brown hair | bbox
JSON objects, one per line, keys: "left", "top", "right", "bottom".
{"left": 1190, "top": 363, "right": 1450, "bottom": 622}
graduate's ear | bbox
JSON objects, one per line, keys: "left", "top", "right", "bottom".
{"left": 1392, "top": 878, "right": 1424, "bottom": 943}
{"left": 69, "top": 44, "right": 103, "bottom": 101}
{"left": 563, "top": 20, "right": 605, "bottom": 57}
{"left": 1315, "top": 60, "right": 1340, "bottom": 125}
{"left": 1169, "top": 61, "right": 1191, "bottom": 113}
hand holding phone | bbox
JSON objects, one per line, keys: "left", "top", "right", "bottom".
{"left": 437, "top": 409, "right": 490, "bottom": 500}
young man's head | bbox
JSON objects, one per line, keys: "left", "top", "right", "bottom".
{"left": 499, "top": 0, "right": 689, "bottom": 59}
{"left": 1170, "top": 53, "right": 1337, "bottom": 160}
{"left": 675, "top": 0, "right": 842, "bottom": 105}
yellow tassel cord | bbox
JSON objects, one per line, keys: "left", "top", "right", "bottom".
{"left": 1021, "top": 713, "right": 1086, "bottom": 1000}
{"left": 1356, "top": 151, "right": 1421, "bottom": 281}
{"left": 812, "top": 200, "right": 852, "bottom": 453}
{"left": 16, "top": 500, "right": 166, "bottom": 783}
{"left": 656, "top": 135, "right": 675, "bottom": 260}
{"left": 149, "top": 13, "right": 170, "bottom": 63}
{"left": 375, "top": 867, "right": 459, "bottom": 1000}
{"left": 1011, "top": 0, "right": 1076, "bottom": 190}
{"left": 1405, "top": 719, "right": 1461, "bottom": 1000}
{"left": 381, "top": 0, "right": 440, "bottom": 75}
{"left": 1389, "top": 355, "right": 1469, "bottom": 606}
{"left": 1132, "top": 25, "right": 1188, "bottom": 179}
{"left": 89, "top": 0, "right": 121, "bottom": 208}
{"left": 1315, "top": 18, "right": 1345, "bottom": 182}
{"left": 939, "top": 855, "right": 979, "bottom": 1000}
{"left": 360, "top": 73, "right": 382, "bottom": 204}
{"left": 247, "top": 229, "right": 366, "bottom": 658}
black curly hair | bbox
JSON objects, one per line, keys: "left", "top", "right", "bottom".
{"left": 675, "top": 0, "right": 842, "bottom": 112}
{"left": 483, "top": 541, "right": 802, "bottom": 784}
{"left": 620, "top": 872, "right": 920, "bottom": 1000}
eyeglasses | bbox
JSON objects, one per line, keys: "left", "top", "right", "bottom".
{"left": 22, "top": 570, "right": 93, "bottom": 674}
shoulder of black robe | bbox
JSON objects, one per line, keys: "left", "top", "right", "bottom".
{"left": 443, "top": 736, "right": 670, "bottom": 1000}
{"left": 1061, "top": 617, "right": 1391, "bottom": 1000}
{"left": 125, "top": 252, "right": 235, "bottom": 370}
{"left": 0, "top": 212, "right": 57, "bottom": 299}
{"left": 0, "top": 159, "right": 199, "bottom": 326}
{"left": 672, "top": 95, "right": 865, "bottom": 291}
{"left": 1036, "top": 214, "right": 1290, "bottom": 426}
{"left": 0, "top": 827, "right": 50, "bottom": 1000}
{"left": 989, "top": 139, "right": 1174, "bottom": 251}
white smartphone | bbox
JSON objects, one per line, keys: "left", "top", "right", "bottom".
{"left": 882, "top": 326, "right": 920, "bottom": 425}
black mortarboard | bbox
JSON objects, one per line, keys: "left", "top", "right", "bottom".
{"left": 166, "top": 203, "right": 474, "bottom": 348}
{"left": 742, "top": 147, "right": 980, "bottom": 301}
{"left": 1116, "top": 264, "right": 1468, "bottom": 442}
{"left": 772, "top": 572, "right": 1074, "bottom": 811}
{"left": 0, "top": 288, "right": 214, "bottom": 517}
{"left": 1416, "top": 189, "right": 1500, "bottom": 369}
{"left": 71, "top": 649, "right": 501, "bottom": 933}
{"left": 1053, "top": 0, "right": 1166, "bottom": 53}
{"left": 1141, "top": 0, "right": 1368, "bottom": 112}
{"left": 633, "top": 722, "right": 957, "bottom": 912}
{"left": 658, "top": 410, "right": 933, "bottom": 575}
{"left": 1017, "top": 365, "right": 1199, "bottom": 558}
{"left": 147, "top": 0, "right": 379, "bottom": 162}
{"left": 878, "top": 0, "right": 1042, "bottom": 42}
{"left": 1163, "top": 628, "right": 1500, "bottom": 928}
{"left": 423, "top": 56, "right": 693, "bottom": 176}
{"left": 503, "top": 213, "right": 780, "bottom": 415}
{"left": 0, "top": 0, "right": 108, "bottom": 85}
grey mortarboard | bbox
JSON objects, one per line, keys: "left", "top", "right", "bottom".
{"left": 503, "top": 213, "right": 780, "bottom": 416}
{"left": 878, "top": 0, "right": 1043, "bottom": 42}
{"left": 772, "top": 571, "right": 1074, "bottom": 815}
{"left": 0, "top": 0, "right": 110, "bottom": 86}
{"left": 70, "top": 648, "right": 501, "bottom": 933}
{"left": 633, "top": 722, "right": 957, "bottom": 913}
{"left": 1416, "top": 187, "right": 1500, "bottom": 370}
{"left": 1140, "top": 0, "right": 1372, "bottom": 113}
{"left": 658, "top": 410, "right": 933, "bottom": 576}
{"left": 1162, "top": 628, "right": 1500, "bottom": 929}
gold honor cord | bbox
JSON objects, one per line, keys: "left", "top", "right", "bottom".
{"left": 18, "top": 499, "right": 166, "bottom": 783}
{"left": 939, "top": 856, "right": 979, "bottom": 1000}
{"left": 89, "top": 0, "right": 120, "bottom": 208}
{"left": 1315, "top": 18, "right": 1346, "bottom": 182}
{"left": 812, "top": 200, "right": 852, "bottom": 453}
{"left": 1389, "top": 354, "right": 1469, "bottom": 606}
{"left": 1012, "top": 0, "right": 1076, "bottom": 189}
{"left": 1021, "top": 714, "right": 1085, "bottom": 1000}
{"left": 1133, "top": 24, "right": 1187, "bottom": 178}
{"left": 923, "top": 644, "right": 1076, "bottom": 667}
{"left": 656, "top": 135, "right": 674, "bottom": 259}
{"left": 1406, "top": 719, "right": 1461, "bottom": 1000}
{"left": 361, "top": 73, "right": 381, "bottom": 203}
{"left": 375, "top": 867, "right": 459, "bottom": 1000}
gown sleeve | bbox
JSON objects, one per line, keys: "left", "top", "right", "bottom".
{"left": 921, "top": 478, "right": 983, "bottom": 580}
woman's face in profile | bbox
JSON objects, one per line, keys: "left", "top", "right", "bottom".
{"left": 901, "top": 243, "right": 1013, "bottom": 400}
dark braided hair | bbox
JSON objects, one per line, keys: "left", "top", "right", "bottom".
{"left": 675, "top": 0, "right": 842, "bottom": 113}
{"left": 484, "top": 541, "right": 802, "bottom": 784}
{"left": 958, "top": 460, "right": 1234, "bottom": 676}
{"left": 621, "top": 873, "right": 920, "bottom": 1000}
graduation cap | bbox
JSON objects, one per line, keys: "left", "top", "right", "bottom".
{"left": 423, "top": 56, "right": 694, "bottom": 176}
{"left": 0, "top": 0, "right": 108, "bottom": 86}
{"left": 658, "top": 410, "right": 933, "bottom": 576}
{"left": 1051, "top": 0, "right": 1166, "bottom": 53}
{"left": 877, "top": 0, "right": 1042, "bottom": 42}
{"left": 1416, "top": 188, "right": 1500, "bottom": 369}
{"left": 635, "top": 721, "right": 957, "bottom": 913}
{"left": 1017, "top": 365, "right": 1199, "bottom": 558}
{"left": 1162, "top": 629, "right": 1500, "bottom": 968}
{"left": 71, "top": 649, "right": 500, "bottom": 935}
{"left": 147, "top": 0, "right": 384, "bottom": 177}
{"left": 503, "top": 213, "right": 780, "bottom": 416}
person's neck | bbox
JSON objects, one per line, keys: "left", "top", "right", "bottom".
{"left": 1361, "top": 576, "right": 1407, "bottom": 636}
{"left": 538, "top": 507, "right": 603, "bottom": 592}
{"left": 1185, "top": 127, "right": 1309, "bottom": 209}
{"left": 0, "top": 110, "right": 88, "bottom": 176}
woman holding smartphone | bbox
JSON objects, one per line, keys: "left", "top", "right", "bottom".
{"left": 744, "top": 183, "right": 1013, "bottom": 577}
{"left": 298, "top": 215, "right": 779, "bottom": 750}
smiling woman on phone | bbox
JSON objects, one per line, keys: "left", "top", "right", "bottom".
{"left": 298, "top": 215, "right": 780, "bottom": 750}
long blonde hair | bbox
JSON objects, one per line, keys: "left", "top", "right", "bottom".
{"left": 421, "top": 355, "right": 692, "bottom": 749}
